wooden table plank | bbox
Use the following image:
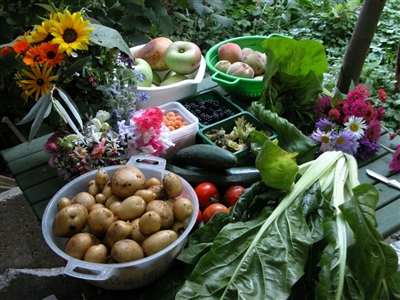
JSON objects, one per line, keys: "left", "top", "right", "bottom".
{"left": 376, "top": 200, "right": 400, "bottom": 237}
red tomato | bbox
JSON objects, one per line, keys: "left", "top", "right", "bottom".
{"left": 224, "top": 185, "right": 245, "bottom": 207}
{"left": 202, "top": 203, "right": 229, "bottom": 224}
{"left": 195, "top": 209, "right": 203, "bottom": 226}
{"left": 195, "top": 182, "right": 219, "bottom": 210}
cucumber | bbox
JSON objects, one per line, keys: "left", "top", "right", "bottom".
{"left": 171, "top": 144, "right": 238, "bottom": 170}
{"left": 165, "top": 164, "right": 261, "bottom": 188}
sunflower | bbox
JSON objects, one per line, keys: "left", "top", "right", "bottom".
{"left": 39, "top": 42, "right": 65, "bottom": 66}
{"left": 50, "top": 10, "right": 94, "bottom": 56}
{"left": 28, "top": 19, "right": 54, "bottom": 44}
{"left": 18, "top": 63, "right": 58, "bottom": 101}
{"left": 23, "top": 45, "right": 42, "bottom": 65}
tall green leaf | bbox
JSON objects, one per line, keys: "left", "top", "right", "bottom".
{"left": 52, "top": 99, "right": 84, "bottom": 140}
{"left": 27, "top": 93, "right": 52, "bottom": 142}
{"left": 57, "top": 88, "right": 83, "bottom": 129}
{"left": 89, "top": 24, "right": 133, "bottom": 58}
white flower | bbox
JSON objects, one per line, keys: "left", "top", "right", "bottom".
{"left": 344, "top": 116, "right": 367, "bottom": 139}
{"left": 96, "top": 110, "right": 110, "bottom": 122}
{"left": 91, "top": 118, "right": 102, "bottom": 131}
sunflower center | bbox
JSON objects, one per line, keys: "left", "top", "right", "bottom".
{"left": 336, "top": 137, "right": 345, "bottom": 145}
{"left": 321, "top": 136, "right": 330, "bottom": 143}
{"left": 37, "top": 78, "right": 45, "bottom": 86}
{"left": 63, "top": 28, "right": 78, "bottom": 43}
{"left": 349, "top": 123, "right": 359, "bottom": 132}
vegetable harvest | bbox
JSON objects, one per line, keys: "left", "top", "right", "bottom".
{"left": 136, "top": 149, "right": 400, "bottom": 299}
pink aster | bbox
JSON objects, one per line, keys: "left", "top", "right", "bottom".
{"left": 43, "top": 131, "right": 62, "bottom": 154}
{"left": 350, "top": 100, "right": 368, "bottom": 117}
{"left": 375, "top": 106, "right": 385, "bottom": 121}
{"left": 363, "top": 105, "right": 376, "bottom": 124}
{"left": 133, "top": 106, "right": 164, "bottom": 132}
{"left": 328, "top": 108, "right": 341, "bottom": 121}
{"left": 389, "top": 145, "right": 400, "bottom": 172}
{"left": 355, "top": 84, "right": 370, "bottom": 99}
{"left": 346, "top": 89, "right": 364, "bottom": 103}
{"left": 364, "top": 119, "right": 381, "bottom": 142}
{"left": 91, "top": 138, "right": 107, "bottom": 158}
{"left": 378, "top": 88, "right": 387, "bottom": 103}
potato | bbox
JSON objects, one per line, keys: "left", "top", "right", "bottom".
{"left": 170, "top": 220, "right": 188, "bottom": 236}
{"left": 139, "top": 211, "right": 162, "bottom": 235}
{"left": 95, "top": 167, "right": 109, "bottom": 185}
{"left": 84, "top": 244, "right": 108, "bottom": 263}
{"left": 57, "top": 197, "right": 71, "bottom": 211}
{"left": 108, "top": 200, "right": 122, "bottom": 217}
{"left": 71, "top": 192, "right": 96, "bottom": 211}
{"left": 172, "top": 197, "right": 194, "bottom": 221}
{"left": 116, "top": 195, "right": 146, "bottom": 221}
{"left": 110, "top": 166, "right": 147, "bottom": 198}
{"left": 88, "top": 179, "right": 100, "bottom": 196}
{"left": 142, "top": 230, "right": 178, "bottom": 256}
{"left": 105, "top": 195, "right": 121, "bottom": 208}
{"left": 89, "top": 203, "right": 105, "bottom": 213}
{"left": 95, "top": 193, "right": 107, "bottom": 204}
{"left": 87, "top": 207, "right": 115, "bottom": 237}
{"left": 111, "top": 239, "right": 144, "bottom": 263}
{"left": 101, "top": 180, "right": 114, "bottom": 199}
{"left": 163, "top": 173, "right": 183, "bottom": 198}
{"left": 147, "top": 184, "right": 168, "bottom": 200}
{"left": 146, "top": 200, "right": 174, "bottom": 229}
{"left": 65, "top": 232, "right": 94, "bottom": 259}
{"left": 164, "top": 198, "right": 176, "bottom": 207}
{"left": 104, "top": 220, "right": 133, "bottom": 248}
{"left": 145, "top": 177, "right": 161, "bottom": 188}
{"left": 130, "top": 218, "right": 148, "bottom": 245}
{"left": 134, "top": 189, "right": 156, "bottom": 204}
{"left": 52, "top": 203, "right": 88, "bottom": 238}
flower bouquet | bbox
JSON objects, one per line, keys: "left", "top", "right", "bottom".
{"left": 1, "top": 3, "right": 174, "bottom": 180}
{"left": 310, "top": 84, "right": 399, "bottom": 164}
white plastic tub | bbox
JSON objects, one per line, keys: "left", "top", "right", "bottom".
{"left": 158, "top": 101, "right": 199, "bottom": 159}
{"left": 41, "top": 156, "right": 198, "bottom": 290}
{"left": 130, "top": 44, "right": 206, "bottom": 109}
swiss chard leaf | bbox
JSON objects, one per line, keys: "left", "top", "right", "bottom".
{"left": 339, "top": 183, "right": 400, "bottom": 299}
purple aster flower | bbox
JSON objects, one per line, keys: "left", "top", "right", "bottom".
{"left": 310, "top": 128, "right": 333, "bottom": 152}
{"left": 316, "top": 118, "right": 335, "bottom": 132}
{"left": 355, "top": 137, "right": 380, "bottom": 160}
{"left": 389, "top": 145, "right": 400, "bottom": 172}
{"left": 332, "top": 130, "right": 359, "bottom": 155}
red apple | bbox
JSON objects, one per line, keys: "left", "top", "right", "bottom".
{"left": 133, "top": 37, "right": 173, "bottom": 71}
{"left": 164, "top": 41, "right": 202, "bottom": 75}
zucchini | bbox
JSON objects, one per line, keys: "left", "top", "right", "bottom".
{"left": 165, "top": 164, "right": 261, "bottom": 188}
{"left": 171, "top": 144, "right": 238, "bottom": 170}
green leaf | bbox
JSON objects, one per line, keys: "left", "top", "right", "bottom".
{"left": 89, "top": 23, "right": 132, "bottom": 58}
{"left": 57, "top": 88, "right": 83, "bottom": 129}
{"left": 17, "top": 93, "right": 50, "bottom": 125}
{"left": 339, "top": 183, "right": 399, "bottom": 299}
{"left": 255, "top": 139, "right": 299, "bottom": 191}
{"left": 27, "top": 94, "right": 52, "bottom": 142}
{"left": 58, "top": 56, "right": 90, "bottom": 80}
{"left": 52, "top": 99, "right": 84, "bottom": 140}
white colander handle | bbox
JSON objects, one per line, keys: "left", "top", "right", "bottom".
{"left": 126, "top": 155, "right": 166, "bottom": 171}
{"left": 64, "top": 259, "right": 118, "bottom": 280}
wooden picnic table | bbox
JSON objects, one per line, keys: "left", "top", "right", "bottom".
{"left": 1, "top": 76, "right": 399, "bottom": 298}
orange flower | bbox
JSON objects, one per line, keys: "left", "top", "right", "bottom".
{"left": 39, "top": 42, "right": 65, "bottom": 66}
{"left": 12, "top": 38, "right": 30, "bottom": 55}
{"left": 22, "top": 45, "right": 42, "bottom": 65}
{"left": 1, "top": 46, "right": 13, "bottom": 56}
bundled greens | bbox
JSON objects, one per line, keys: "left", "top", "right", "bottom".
{"left": 137, "top": 146, "right": 399, "bottom": 299}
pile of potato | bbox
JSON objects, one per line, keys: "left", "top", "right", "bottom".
{"left": 52, "top": 165, "right": 194, "bottom": 264}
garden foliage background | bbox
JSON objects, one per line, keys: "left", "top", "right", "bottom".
{"left": 0, "top": 0, "right": 399, "bottom": 173}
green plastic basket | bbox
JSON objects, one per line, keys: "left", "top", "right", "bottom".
{"left": 205, "top": 34, "right": 290, "bottom": 106}
{"left": 198, "top": 111, "right": 278, "bottom": 167}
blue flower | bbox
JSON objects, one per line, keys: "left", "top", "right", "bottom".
{"left": 137, "top": 92, "right": 150, "bottom": 103}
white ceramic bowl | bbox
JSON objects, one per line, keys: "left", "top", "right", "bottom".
{"left": 130, "top": 44, "right": 206, "bottom": 109}
{"left": 42, "top": 155, "right": 198, "bottom": 290}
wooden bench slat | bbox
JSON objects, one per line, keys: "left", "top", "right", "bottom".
{"left": 6, "top": 150, "right": 52, "bottom": 176}
{"left": 0, "top": 133, "right": 51, "bottom": 163}
{"left": 22, "top": 176, "right": 66, "bottom": 206}
{"left": 31, "top": 198, "right": 52, "bottom": 221}
{"left": 14, "top": 164, "right": 59, "bottom": 190}
{"left": 376, "top": 200, "right": 400, "bottom": 237}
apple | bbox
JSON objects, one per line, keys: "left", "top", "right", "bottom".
{"left": 164, "top": 41, "right": 202, "bottom": 75}
{"left": 133, "top": 58, "right": 153, "bottom": 87}
{"left": 160, "top": 74, "right": 187, "bottom": 86}
{"left": 133, "top": 37, "right": 173, "bottom": 71}
{"left": 152, "top": 71, "right": 162, "bottom": 85}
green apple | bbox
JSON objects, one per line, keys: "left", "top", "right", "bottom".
{"left": 164, "top": 41, "right": 202, "bottom": 75}
{"left": 163, "top": 70, "right": 178, "bottom": 81}
{"left": 160, "top": 74, "right": 187, "bottom": 86}
{"left": 133, "top": 58, "right": 153, "bottom": 87}
{"left": 152, "top": 71, "right": 162, "bottom": 85}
